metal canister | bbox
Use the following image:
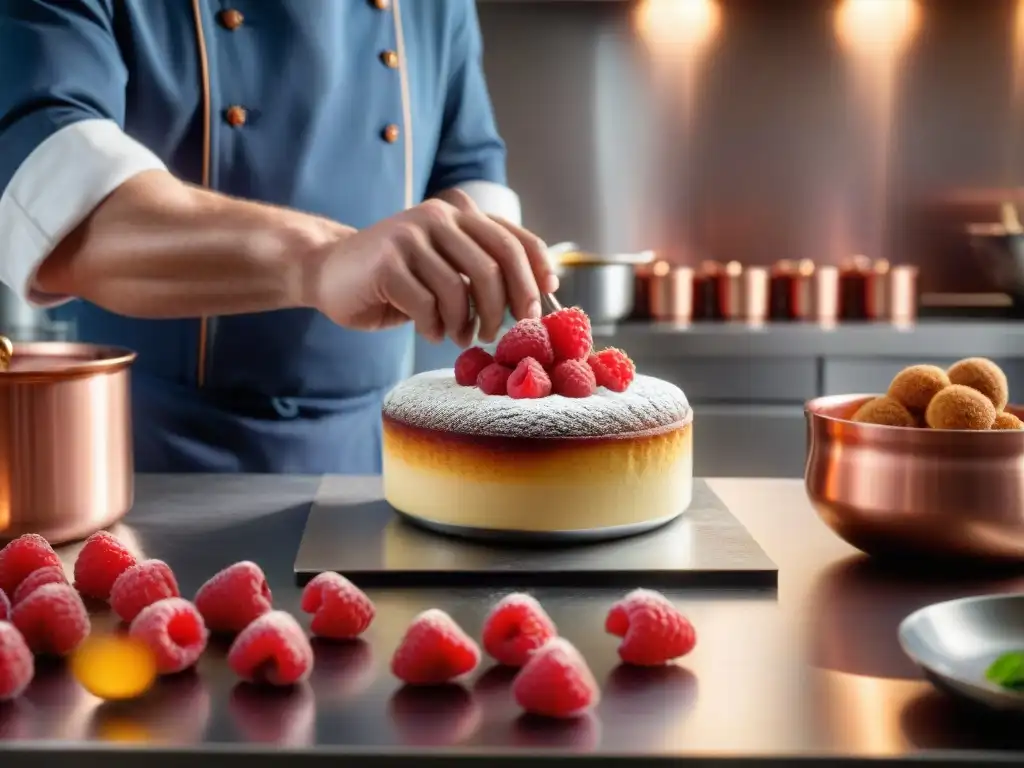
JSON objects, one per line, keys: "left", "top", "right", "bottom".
{"left": 742, "top": 266, "right": 769, "bottom": 323}
{"left": 838, "top": 256, "right": 872, "bottom": 320}
{"left": 649, "top": 262, "right": 694, "bottom": 322}
{"left": 693, "top": 261, "right": 724, "bottom": 320}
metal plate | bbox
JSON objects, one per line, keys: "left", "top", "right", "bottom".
{"left": 900, "top": 593, "right": 1024, "bottom": 713}
{"left": 294, "top": 478, "right": 777, "bottom": 589}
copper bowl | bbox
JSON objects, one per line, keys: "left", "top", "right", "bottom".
{"left": 805, "top": 393, "right": 1024, "bottom": 561}
{"left": 0, "top": 337, "right": 136, "bottom": 545}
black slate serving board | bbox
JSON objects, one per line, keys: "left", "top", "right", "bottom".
{"left": 294, "top": 478, "right": 777, "bottom": 589}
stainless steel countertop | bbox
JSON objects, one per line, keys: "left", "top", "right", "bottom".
{"left": 593, "top": 320, "right": 1024, "bottom": 358}
{"left": 2, "top": 474, "right": 1024, "bottom": 767}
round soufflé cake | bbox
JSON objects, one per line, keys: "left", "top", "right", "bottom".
{"left": 381, "top": 370, "right": 693, "bottom": 534}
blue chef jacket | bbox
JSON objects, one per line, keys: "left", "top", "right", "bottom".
{"left": 0, "top": 0, "right": 511, "bottom": 474}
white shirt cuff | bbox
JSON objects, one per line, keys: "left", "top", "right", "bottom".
{"left": 0, "top": 119, "right": 168, "bottom": 308}
{"left": 453, "top": 180, "right": 522, "bottom": 226}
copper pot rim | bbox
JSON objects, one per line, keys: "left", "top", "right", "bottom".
{"left": 0, "top": 342, "right": 137, "bottom": 383}
{"left": 805, "top": 393, "right": 1024, "bottom": 449}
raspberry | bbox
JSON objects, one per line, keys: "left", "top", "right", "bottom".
{"left": 495, "top": 319, "right": 554, "bottom": 367}
{"left": 0, "top": 622, "right": 33, "bottom": 701}
{"left": 13, "top": 566, "right": 67, "bottom": 605}
{"left": 227, "top": 610, "right": 314, "bottom": 686}
{"left": 507, "top": 357, "right": 552, "bottom": 399}
{"left": 0, "top": 589, "right": 9, "bottom": 621}
{"left": 476, "top": 363, "right": 513, "bottom": 396}
{"left": 542, "top": 307, "right": 592, "bottom": 361}
{"left": 129, "top": 597, "right": 209, "bottom": 675}
{"left": 511, "top": 637, "right": 599, "bottom": 718}
{"left": 110, "top": 559, "right": 180, "bottom": 624}
{"left": 194, "top": 561, "right": 273, "bottom": 634}
{"left": 74, "top": 531, "right": 137, "bottom": 601}
{"left": 0, "top": 534, "right": 62, "bottom": 596}
{"left": 482, "top": 593, "right": 558, "bottom": 667}
{"left": 12, "top": 583, "right": 91, "bottom": 656}
{"left": 605, "top": 588, "right": 696, "bottom": 666}
{"left": 588, "top": 347, "right": 636, "bottom": 393}
{"left": 300, "top": 572, "right": 375, "bottom": 640}
{"left": 550, "top": 359, "right": 596, "bottom": 398}
{"left": 454, "top": 346, "right": 494, "bottom": 387}
{"left": 391, "top": 608, "right": 480, "bottom": 685}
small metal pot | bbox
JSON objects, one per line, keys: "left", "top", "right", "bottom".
{"left": 0, "top": 335, "right": 136, "bottom": 544}
{"left": 548, "top": 242, "right": 655, "bottom": 326}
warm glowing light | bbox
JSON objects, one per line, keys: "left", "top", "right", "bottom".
{"left": 71, "top": 635, "right": 158, "bottom": 701}
{"left": 635, "top": 0, "right": 722, "bottom": 53}
{"left": 835, "top": 0, "right": 920, "bottom": 56}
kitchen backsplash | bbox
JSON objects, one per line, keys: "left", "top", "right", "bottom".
{"left": 477, "top": 0, "right": 1024, "bottom": 284}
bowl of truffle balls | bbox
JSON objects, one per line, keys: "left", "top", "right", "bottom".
{"left": 805, "top": 358, "right": 1024, "bottom": 561}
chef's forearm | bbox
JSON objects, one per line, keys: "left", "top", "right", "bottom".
{"left": 33, "top": 170, "right": 343, "bottom": 319}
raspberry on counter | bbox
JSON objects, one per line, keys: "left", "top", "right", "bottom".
{"left": 0, "top": 622, "right": 33, "bottom": 701}
{"left": 0, "top": 534, "right": 62, "bottom": 596}
{"left": 482, "top": 593, "right": 558, "bottom": 668}
{"left": 542, "top": 306, "right": 593, "bottom": 361}
{"left": 228, "top": 610, "right": 314, "bottom": 686}
{"left": 130, "top": 597, "right": 209, "bottom": 675}
{"left": 300, "top": 572, "right": 375, "bottom": 640}
{"left": 512, "top": 637, "right": 599, "bottom": 719}
{"left": 13, "top": 566, "right": 68, "bottom": 605}
{"left": 74, "top": 531, "right": 138, "bottom": 601}
{"left": 391, "top": 608, "right": 480, "bottom": 685}
{"left": 110, "top": 559, "right": 181, "bottom": 624}
{"left": 195, "top": 561, "right": 273, "bottom": 634}
{"left": 605, "top": 588, "right": 697, "bottom": 666}
{"left": 12, "top": 583, "right": 91, "bottom": 657}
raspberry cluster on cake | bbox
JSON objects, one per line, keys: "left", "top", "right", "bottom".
{"left": 382, "top": 307, "right": 693, "bottom": 538}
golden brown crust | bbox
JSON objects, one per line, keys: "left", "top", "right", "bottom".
{"left": 382, "top": 417, "right": 691, "bottom": 483}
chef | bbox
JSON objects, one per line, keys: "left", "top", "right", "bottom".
{"left": 0, "top": 1, "right": 556, "bottom": 474}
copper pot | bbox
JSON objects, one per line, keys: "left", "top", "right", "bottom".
{"left": 805, "top": 393, "right": 1024, "bottom": 562}
{"left": 0, "top": 336, "right": 135, "bottom": 544}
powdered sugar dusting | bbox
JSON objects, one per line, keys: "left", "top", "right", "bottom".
{"left": 383, "top": 369, "right": 691, "bottom": 438}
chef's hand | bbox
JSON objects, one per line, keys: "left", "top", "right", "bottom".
{"left": 309, "top": 190, "right": 557, "bottom": 347}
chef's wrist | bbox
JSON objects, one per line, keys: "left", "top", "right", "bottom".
{"left": 291, "top": 218, "right": 354, "bottom": 310}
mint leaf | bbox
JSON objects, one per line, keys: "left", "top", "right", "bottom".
{"left": 986, "top": 652, "right": 1024, "bottom": 689}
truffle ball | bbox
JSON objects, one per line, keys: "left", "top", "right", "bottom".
{"left": 851, "top": 396, "right": 917, "bottom": 428}
{"left": 993, "top": 412, "right": 1024, "bottom": 430}
{"left": 887, "top": 364, "right": 950, "bottom": 413}
{"left": 946, "top": 357, "right": 1009, "bottom": 412}
{"left": 925, "top": 384, "right": 997, "bottom": 430}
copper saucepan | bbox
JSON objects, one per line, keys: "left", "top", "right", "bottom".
{"left": 0, "top": 335, "right": 136, "bottom": 544}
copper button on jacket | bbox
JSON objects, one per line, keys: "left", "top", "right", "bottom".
{"left": 380, "top": 50, "right": 399, "bottom": 69}
{"left": 372, "top": 0, "right": 390, "bottom": 10}
{"left": 225, "top": 106, "right": 247, "bottom": 128}
{"left": 382, "top": 124, "right": 400, "bottom": 143}
{"left": 218, "top": 9, "right": 244, "bottom": 30}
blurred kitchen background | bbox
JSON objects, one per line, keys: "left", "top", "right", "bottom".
{"left": 9, "top": 0, "right": 1024, "bottom": 477}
